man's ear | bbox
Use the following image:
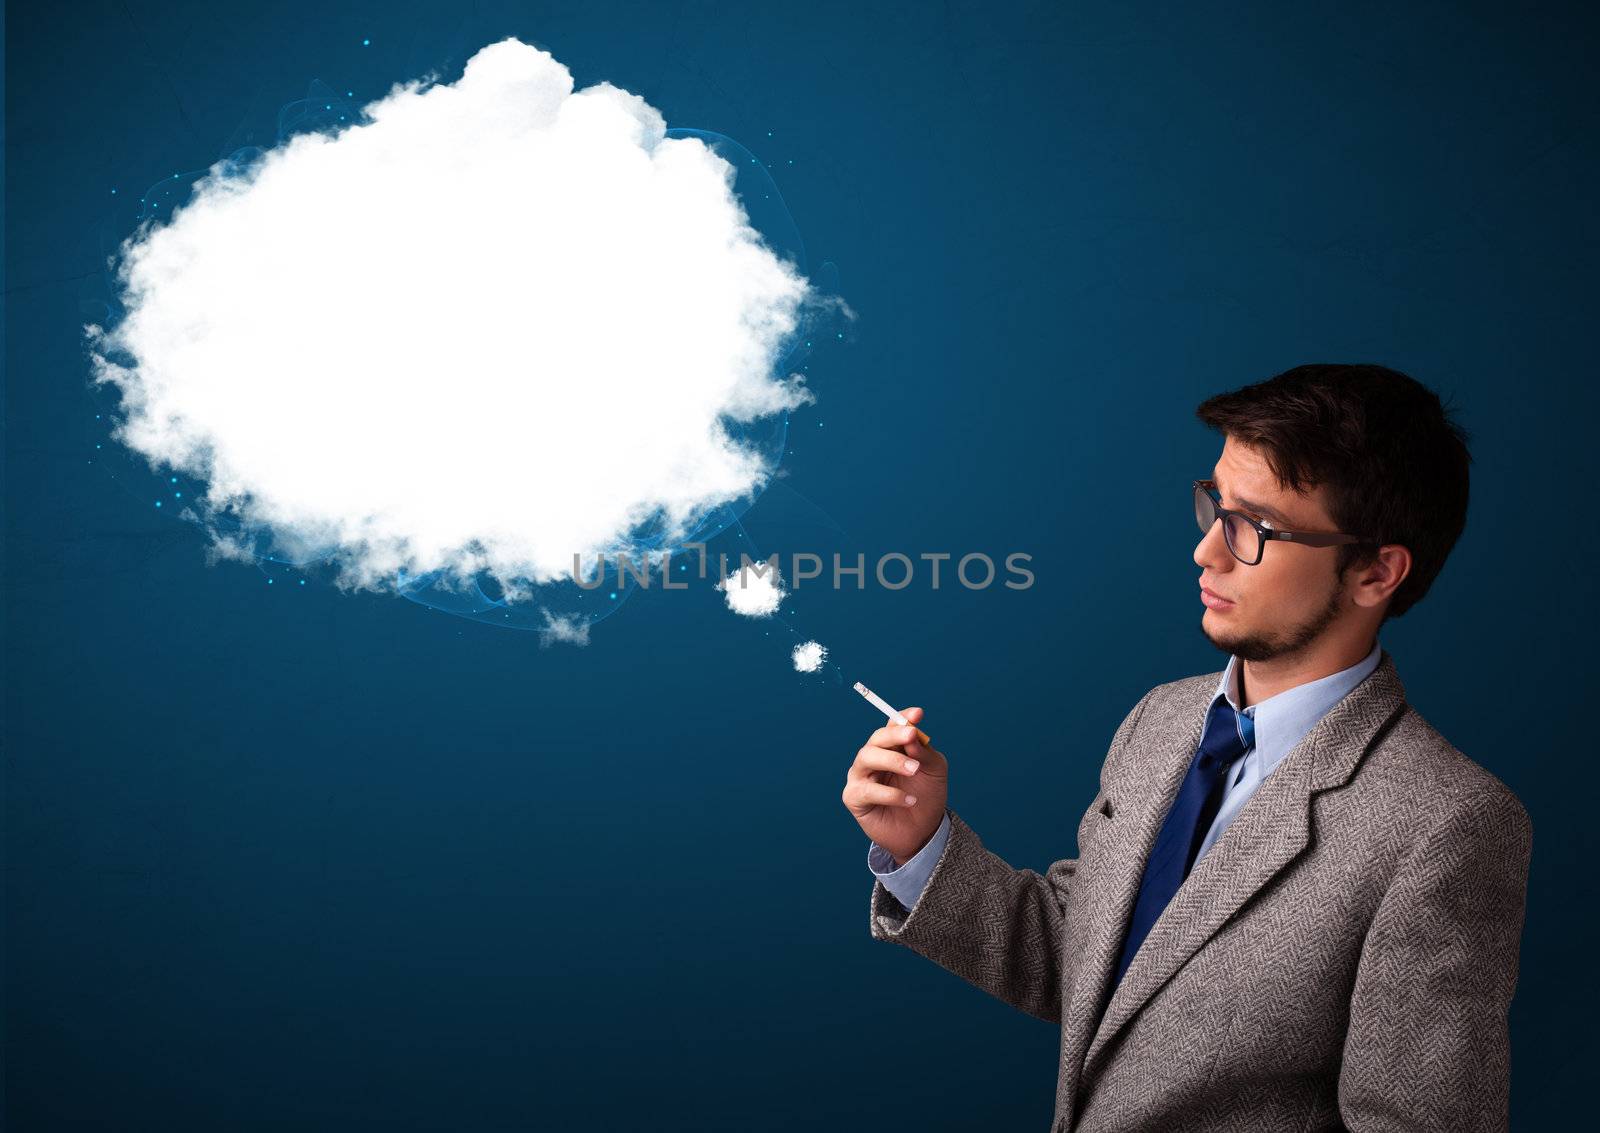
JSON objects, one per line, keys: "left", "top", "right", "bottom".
{"left": 1350, "top": 543, "right": 1411, "bottom": 610}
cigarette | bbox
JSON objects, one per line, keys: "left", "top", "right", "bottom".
{"left": 852, "top": 681, "right": 930, "bottom": 744}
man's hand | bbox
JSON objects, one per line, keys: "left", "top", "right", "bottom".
{"left": 842, "top": 706, "right": 949, "bottom": 866}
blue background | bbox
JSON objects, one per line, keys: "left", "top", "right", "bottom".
{"left": 6, "top": 1, "right": 1595, "bottom": 1128}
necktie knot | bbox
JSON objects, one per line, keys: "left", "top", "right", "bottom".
{"left": 1199, "top": 700, "right": 1252, "bottom": 768}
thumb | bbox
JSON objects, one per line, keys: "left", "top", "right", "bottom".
{"left": 900, "top": 705, "right": 930, "bottom": 745}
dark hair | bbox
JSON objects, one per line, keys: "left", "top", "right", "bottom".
{"left": 1195, "top": 363, "right": 1472, "bottom": 621}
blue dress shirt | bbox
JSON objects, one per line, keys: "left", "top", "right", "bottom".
{"left": 868, "top": 639, "right": 1383, "bottom": 910}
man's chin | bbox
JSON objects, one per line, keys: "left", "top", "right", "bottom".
{"left": 1199, "top": 615, "right": 1253, "bottom": 656}
{"left": 1198, "top": 574, "right": 1347, "bottom": 664}
{"left": 1203, "top": 614, "right": 1267, "bottom": 659}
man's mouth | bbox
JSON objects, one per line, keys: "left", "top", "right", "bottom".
{"left": 1200, "top": 583, "right": 1236, "bottom": 610}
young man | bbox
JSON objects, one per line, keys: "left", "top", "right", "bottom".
{"left": 843, "top": 364, "right": 1532, "bottom": 1132}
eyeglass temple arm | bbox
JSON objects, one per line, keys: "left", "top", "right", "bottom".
{"left": 1270, "top": 530, "right": 1372, "bottom": 547}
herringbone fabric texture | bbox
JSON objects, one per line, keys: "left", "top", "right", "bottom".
{"left": 1113, "top": 698, "right": 1250, "bottom": 988}
{"left": 868, "top": 651, "right": 1532, "bottom": 1132}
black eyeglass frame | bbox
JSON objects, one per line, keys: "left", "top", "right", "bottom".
{"left": 1194, "top": 479, "right": 1377, "bottom": 566}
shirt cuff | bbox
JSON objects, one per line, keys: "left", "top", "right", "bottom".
{"left": 867, "top": 810, "right": 952, "bottom": 910}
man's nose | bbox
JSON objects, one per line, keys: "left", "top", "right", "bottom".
{"left": 1194, "top": 517, "right": 1233, "bottom": 572}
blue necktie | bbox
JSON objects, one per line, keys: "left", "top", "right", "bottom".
{"left": 1111, "top": 699, "right": 1254, "bottom": 987}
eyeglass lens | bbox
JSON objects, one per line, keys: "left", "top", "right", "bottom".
{"left": 1194, "top": 484, "right": 1261, "bottom": 564}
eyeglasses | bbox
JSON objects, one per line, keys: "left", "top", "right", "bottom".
{"left": 1193, "top": 479, "right": 1375, "bottom": 566}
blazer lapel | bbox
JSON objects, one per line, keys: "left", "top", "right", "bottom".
{"left": 1056, "top": 675, "right": 1214, "bottom": 1106}
{"left": 1068, "top": 651, "right": 1409, "bottom": 1091}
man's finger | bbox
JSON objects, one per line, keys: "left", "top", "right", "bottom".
{"left": 867, "top": 721, "right": 931, "bottom": 748}
{"left": 850, "top": 746, "right": 924, "bottom": 778}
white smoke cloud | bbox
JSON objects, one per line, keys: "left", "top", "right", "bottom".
{"left": 716, "top": 562, "right": 785, "bottom": 618}
{"left": 536, "top": 609, "right": 591, "bottom": 648}
{"left": 791, "top": 640, "right": 827, "bottom": 672}
{"left": 84, "top": 37, "right": 819, "bottom": 599}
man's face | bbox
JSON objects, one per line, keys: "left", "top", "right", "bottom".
{"left": 1194, "top": 436, "right": 1349, "bottom": 662}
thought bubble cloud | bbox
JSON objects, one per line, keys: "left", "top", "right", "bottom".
{"left": 84, "top": 37, "right": 835, "bottom": 614}
{"left": 716, "top": 562, "right": 785, "bottom": 618}
{"left": 791, "top": 640, "right": 827, "bottom": 672}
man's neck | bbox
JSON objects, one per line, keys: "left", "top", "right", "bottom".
{"left": 1238, "top": 635, "right": 1377, "bottom": 707}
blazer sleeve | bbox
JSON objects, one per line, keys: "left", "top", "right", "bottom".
{"left": 1337, "top": 784, "right": 1534, "bottom": 1132}
{"left": 866, "top": 687, "right": 1156, "bottom": 1024}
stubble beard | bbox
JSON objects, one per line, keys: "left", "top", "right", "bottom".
{"left": 1200, "top": 574, "right": 1347, "bottom": 663}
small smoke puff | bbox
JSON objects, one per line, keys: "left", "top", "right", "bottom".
{"left": 791, "top": 640, "right": 827, "bottom": 672}
{"left": 84, "top": 37, "right": 816, "bottom": 597}
{"left": 716, "top": 563, "right": 785, "bottom": 618}
{"left": 536, "top": 609, "right": 591, "bottom": 648}
{"left": 198, "top": 525, "right": 259, "bottom": 567}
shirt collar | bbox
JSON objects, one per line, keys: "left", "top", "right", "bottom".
{"left": 1209, "top": 637, "right": 1383, "bottom": 776}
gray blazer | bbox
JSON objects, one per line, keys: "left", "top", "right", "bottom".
{"left": 868, "top": 650, "right": 1532, "bottom": 1132}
